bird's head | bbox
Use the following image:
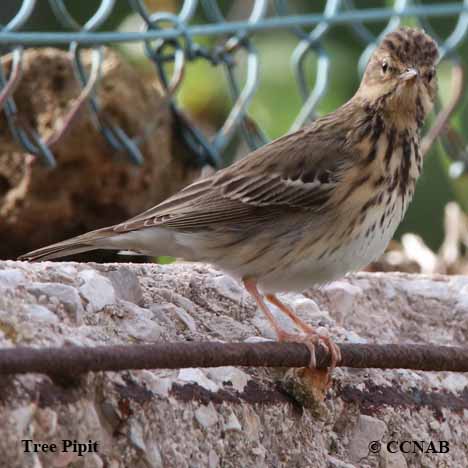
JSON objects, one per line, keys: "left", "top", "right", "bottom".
{"left": 358, "top": 27, "right": 439, "bottom": 126}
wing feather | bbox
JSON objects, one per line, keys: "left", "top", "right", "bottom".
{"left": 114, "top": 125, "right": 351, "bottom": 233}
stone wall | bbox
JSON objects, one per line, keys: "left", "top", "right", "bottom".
{"left": 0, "top": 260, "right": 467, "bottom": 467}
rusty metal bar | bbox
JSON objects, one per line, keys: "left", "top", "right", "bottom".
{"left": 0, "top": 342, "right": 467, "bottom": 376}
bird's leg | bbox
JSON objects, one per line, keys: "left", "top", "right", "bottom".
{"left": 243, "top": 278, "right": 326, "bottom": 369}
{"left": 243, "top": 278, "right": 288, "bottom": 339}
{"left": 266, "top": 293, "right": 341, "bottom": 370}
{"left": 266, "top": 293, "right": 316, "bottom": 334}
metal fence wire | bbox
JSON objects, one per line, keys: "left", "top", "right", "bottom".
{"left": 0, "top": 0, "right": 467, "bottom": 172}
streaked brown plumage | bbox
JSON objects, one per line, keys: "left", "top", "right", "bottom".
{"left": 20, "top": 28, "right": 439, "bottom": 370}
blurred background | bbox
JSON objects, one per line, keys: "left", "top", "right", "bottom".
{"left": 0, "top": 0, "right": 466, "bottom": 273}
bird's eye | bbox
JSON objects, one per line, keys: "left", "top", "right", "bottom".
{"left": 381, "top": 60, "right": 389, "bottom": 73}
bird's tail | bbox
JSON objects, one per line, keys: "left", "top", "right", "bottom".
{"left": 18, "top": 227, "right": 117, "bottom": 262}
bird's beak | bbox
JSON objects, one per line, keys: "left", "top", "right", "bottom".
{"left": 399, "top": 68, "right": 418, "bottom": 82}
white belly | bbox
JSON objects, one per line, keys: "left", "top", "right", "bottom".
{"left": 258, "top": 196, "right": 406, "bottom": 293}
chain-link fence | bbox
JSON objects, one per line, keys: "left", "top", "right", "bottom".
{"left": 0, "top": 0, "right": 467, "bottom": 174}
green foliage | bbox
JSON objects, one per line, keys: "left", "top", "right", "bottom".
{"left": 156, "top": 256, "right": 176, "bottom": 265}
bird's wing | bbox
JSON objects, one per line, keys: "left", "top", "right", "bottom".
{"left": 114, "top": 125, "right": 350, "bottom": 233}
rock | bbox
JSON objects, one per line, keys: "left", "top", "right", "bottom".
{"left": 455, "top": 284, "right": 468, "bottom": 315}
{"left": 27, "top": 282, "right": 83, "bottom": 320}
{"left": 243, "top": 336, "right": 272, "bottom": 343}
{"left": 149, "top": 303, "right": 176, "bottom": 329}
{"left": 210, "top": 275, "right": 243, "bottom": 303}
{"left": 143, "top": 441, "right": 163, "bottom": 468}
{"left": 157, "top": 289, "right": 197, "bottom": 316}
{"left": 208, "top": 449, "right": 220, "bottom": 468}
{"left": 34, "top": 408, "right": 58, "bottom": 436}
{"left": 120, "top": 318, "right": 162, "bottom": 342}
{"left": 223, "top": 412, "right": 242, "bottom": 432}
{"left": 178, "top": 368, "right": 219, "bottom": 392}
{"left": 321, "top": 281, "right": 362, "bottom": 324}
{"left": 46, "top": 264, "right": 77, "bottom": 283}
{"left": 327, "top": 455, "right": 357, "bottom": 468}
{"left": 117, "top": 301, "right": 162, "bottom": 342}
{"left": 139, "top": 373, "right": 173, "bottom": 398}
{"left": 402, "top": 278, "right": 452, "bottom": 302}
{"left": 0, "top": 269, "right": 26, "bottom": 290}
{"left": 11, "top": 404, "right": 36, "bottom": 435}
{"left": 172, "top": 306, "right": 197, "bottom": 333}
{"left": 105, "top": 267, "right": 144, "bottom": 305}
{"left": 194, "top": 403, "right": 218, "bottom": 429}
{"left": 24, "top": 304, "right": 59, "bottom": 323}
{"left": 207, "top": 367, "right": 250, "bottom": 392}
{"left": 288, "top": 295, "right": 328, "bottom": 322}
{"left": 242, "top": 406, "right": 261, "bottom": 442}
{"left": 380, "top": 449, "right": 408, "bottom": 468}
{"left": 83, "top": 454, "right": 105, "bottom": 468}
{"left": 78, "top": 270, "right": 116, "bottom": 312}
{"left": 129, "top": 420, "right": 146, "bottom": 451}
{"left": 345, "top": 331, "right": 368, "bottom": 344}
{"left": 348, "top": 415, "right": 387, "bottom": 462}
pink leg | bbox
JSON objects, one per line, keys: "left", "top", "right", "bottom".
{"left": 266, "top": 293, "right": 316, "bottom": 334}
{"left": 243, "top": 278, "right": 340, "bottom": 370}
{"left": 243, "top": 278, "right": 287, "bottom": 339}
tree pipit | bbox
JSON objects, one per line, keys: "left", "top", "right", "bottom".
{"left": 20, "top": 27, "right": 439, "bottom": 374}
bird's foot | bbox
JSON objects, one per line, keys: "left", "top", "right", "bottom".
{"left": 277, "top": 329, "right": 341, "bottom": 371}
{"left": 264, "top": 293, "right": 341, "bottom": 370}
{"left": 277, "top": 329, "right": 340, "bottom": 403}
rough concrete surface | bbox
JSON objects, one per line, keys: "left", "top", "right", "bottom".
{"left": 0, "top": 260, "right": 467, "bottom": 467}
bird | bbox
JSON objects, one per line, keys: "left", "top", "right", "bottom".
{"left": 20, "top": 27, "right": 439, "bottom": 371}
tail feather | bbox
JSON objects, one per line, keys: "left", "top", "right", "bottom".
{"left": 18, "top": 227, "right": 117, "bottom": 262}
{"left": 18, "top": 243, "right": 99, "bottom": 262}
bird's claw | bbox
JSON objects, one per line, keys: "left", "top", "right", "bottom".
{"left": 277, "top": 330, "right": 340, "bottom": 371}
